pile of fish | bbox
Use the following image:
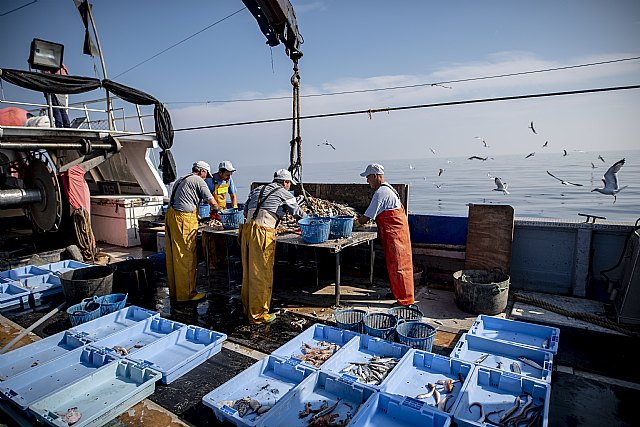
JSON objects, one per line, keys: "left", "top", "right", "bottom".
{"left": 474, "top": 353, "right": 544, "bottom": 374}
{"left": 216, "top": 397, "right": 273, "bottom": 419}
{"left": 415, "top": 373, "right": 463, "bottom": 413}
{"left": 469, "top": 394, "right": 543, "bottom": 426}
{"left": 202, "top": 218, "right": 224, "bottom": 230}
{"left": 277, "top": 195, "right": 358, "bottom": 234}
{"left": 293, "top": 341, "right": 341, "bottom": 367}
{"left": 298, "top": 399, "right": 353, "bottom": 427}
{"left": 55, "top": 407, "right": 81, "bottom": 425}
{"left": 340, "top": 356, "right": 399, "bottom": 385}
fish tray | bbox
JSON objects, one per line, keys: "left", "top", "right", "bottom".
{"left": 69, "top": 305, "right": 159, "bottom": 342}
{"left": 258, "top": 371, "right": 377, "bottom": 427}
{"left": 348, "top": 392, "right": 453, "bottom": 427}
{"left": 0, "top": 281, "right": 31, "bottom": 310}
{"left": 320, "top": 334, "right": 410, "bottom": 390}
{"left": 21, "top": 274, "right": 62, "bottom": 298}
{"left": 468, "top": 315, "right": 560, "bottom": 354}
{"left": 0, "top": 330, "right": 92, "bottom": 381}
{"left": 0, "top": 346, "right": 118, "bottom": 410}
{"left": 450, "top": 333, "right": 553, "bottom": 383}
{"left": 89, "top": 316, "right": 185, "bottom": 359}
{"left": 29, "top": 359, "right": 161, "bottom": 427}
{"left": 0, "top": 265, "right": 49, "bottom": 282}
{"left": 202, "top": 355, "right": 317, "bottom": 427}
{"left": 125, "top": 325, "right": 226, "bottom": 384}
{"left": 381, "top": 349, "right": 474, "bottom": 415}
{"left": 452, "top": 366, "right": 550, "bottom": 427}
{"left": 41, "top": 260, "right": 91, "bottom": 275}
{"left": 271, "top": 323, "right": 358, "bottom": 369}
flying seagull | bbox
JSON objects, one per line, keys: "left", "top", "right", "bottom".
{"left": 468, "top": 156, "right": 489, "bottom": 161}
{"left": 408, "top": 164, "right": 415, "bottom": 170}
{"left": 546, "top": 170, "right": 584, "bottom": 186}
{"left": 525, "top": 152, "right": 536, "bottom": 159}
{"left": 591, "top": 158, "right": 627, "bottom": 203}
{"left": 493, "top": 177, "right": 509, "bottom": 195}
{"left": 563, "top": 149, "right": 568, "bottom": 157}
{"left": 591, "top": 162, "right": 597, "bottom": 169}
{"left": 317, "top": 139, "right": 336, "bottom": 150}
{"left": 438, "top": 168, "right": 445, "bottom": 176}
{"left": 528, "top": 121, "right": 537, "bottom": 134}
{"left": 429, "top": 147, "right": 437, "bottom": 154}
{"left": 434, "top": 183, "right": 444, "bottom": 189}
{"left": 542, "top": 141, "right": 548, "bottom": 148}
{"left": 598, "top": 155, "right": 606, "bottom": 163}
{"left": 474, "top": 136, "right": 490, "bottom": 148}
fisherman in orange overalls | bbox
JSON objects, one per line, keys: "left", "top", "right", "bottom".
{"left": 354, "top": 163, "right": 415, "bottom": 306}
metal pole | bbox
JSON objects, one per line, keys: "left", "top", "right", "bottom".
{"left": 86, "top": 3, "right": 114, "bottom": 130}
{"left": 335, "top": 251, "right": 341, "bottom": 307}
{"left": 369, "top": 239, "right": 375, "bottom": 285}
{"left": 0, "top": 188, "right": 43, "bottom": 208}
{"left": 0, "top": 142, "right": 115, "bottom": 150}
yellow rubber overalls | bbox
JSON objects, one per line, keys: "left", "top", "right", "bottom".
{"left": 240, "top": 185, "right": 279, "bottom": 324}
{"left": 206, "top": 178, "right": 231, "bottom": 267}
{"left": 213, "top": 180, "right": 230, "bottom": 209}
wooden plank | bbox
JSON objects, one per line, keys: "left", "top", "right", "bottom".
{"left": 464, "top": 204, "right": 514, "bottom": 273}
{"left": 413, "top": 247, "right": 466, "bottom": 259}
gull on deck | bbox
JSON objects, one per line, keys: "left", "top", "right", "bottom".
{"left": 592, "top": 158, "right": 627, "bottom": 203}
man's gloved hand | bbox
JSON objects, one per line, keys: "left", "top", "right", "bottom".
{"left": 353, "top": 220, "right": 363, "bottom": 229}
{"left": 210, "top": 210, "right": 221, "bottom": 221}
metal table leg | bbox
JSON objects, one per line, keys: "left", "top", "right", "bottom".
{"left": 369, "top": 239, "right": 375, "bottom": 285}
{"left": 335, "top": 251, "right": 341, "bottom": 307}
{"left": 205, "top": 233, "right": 211, "bottom": 287}
{"left": 225, "top": 235, "right": 232, "bottom": 289}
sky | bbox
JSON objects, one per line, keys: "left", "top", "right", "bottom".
{"left": 1, "top": 0, "right": 639, "bottom": 175}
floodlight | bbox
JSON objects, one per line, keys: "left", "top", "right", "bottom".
{"left": 28, "top": 38, "right": 64, "bottom": 71}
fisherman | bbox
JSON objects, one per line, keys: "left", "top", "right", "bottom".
{"left": 204, "top": 160, "right": 239, "bottom": 268}
{"left": 165, "top": 161, "right": 219, "bottom": 302}
{"left": 240, "top": 169, "right": 306, "bottom": 324}
{"left": 355, "top": 163, "right": 415, "bottom": 306}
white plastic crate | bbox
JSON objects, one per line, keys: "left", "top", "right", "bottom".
{"left": 69, "top": 305, "right": 159, "bottom": 342}
{"left": 468, "top": 315, "right": 560, "bottom": 354}
{"left": 40, "top": 260, "right": 91, "bottom": 275}
{"left": 0, "top": 265, "right": 49, "bottom": 281}
{"left": 349, "top": 392, "right": 453, "bottom": 427}
{"left": 202, "top": 355, "right": 316, "bottom": 427}
{"left": 21, "top": 274, "right": 62, "bottom": 298}
{"left": 29, "top": 360, "right": 161, "bottom": 427}
{"left": 0, "top": 281, "right": 31, "bottom": 310}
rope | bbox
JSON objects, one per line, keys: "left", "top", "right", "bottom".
{"left": 288, "top": 58, "right": 308, "bottom": 204}
{"left": 72, "top": 207, "right": 96, "bottom": 262}
{"left": 512, "top": 293, "right": 640, "bottom": 338}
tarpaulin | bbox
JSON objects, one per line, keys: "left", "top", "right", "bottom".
{"left": 0, "top": 107, "right": 29, "bottom": 126}
{"left": 60, "top": 165, "right": 91, "bottom": 212}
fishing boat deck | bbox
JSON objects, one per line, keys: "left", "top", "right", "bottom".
{"left": 1, "top": 246, "right": 639, "bottom": 426}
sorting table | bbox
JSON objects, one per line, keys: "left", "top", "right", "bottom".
{"left": 200, "top": 226, "right": 377, "bottom": 306}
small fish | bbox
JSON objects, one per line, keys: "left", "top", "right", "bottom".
{"left": 497, "top": 361, "right": 503, "bottom": 369}
{"left": 437, "top": 379, "right": 455, "bottom": 393}
{"left": 469, "top": 401, "right": 485, "bottom": 423}
{"left": 458, "top": 372, "right": 465, "bottom": 383}
{"left": 474, "top": 354, "right": 489, "bottom": 364}
{"left": 433, "top": 388, "right": 441, "bottom": 406}
{"left": 55, "top": 407, "right": 82, "bottom": 425}
{"left": 416, "top": 383, "right": 436, "bottom": 399}
{"left": 500, "top": 396, "right": 522, "bottom": 422}
{"left": 542, "top": 339, "right": 549, "bottom": 349}
{"left": 510, "top": 362, "right": 522, "bottom": 374}
{"left": 519, "top": 356, "right": 544, "bottom": 370}
{"left": 438, "top": 394, "right": 453, "bottom": 412}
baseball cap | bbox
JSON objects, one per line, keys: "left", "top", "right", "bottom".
{"left": 273, "top": 168, "right": 293, "bottom": 181}
{"left": 193, "top": 160, "right": 212, "bottom": 178}
{"left": 360, "top": 163, "right": 385, "bottom": 177}
{"left": 218, "top": 160, "right": 236, "bottom": 172}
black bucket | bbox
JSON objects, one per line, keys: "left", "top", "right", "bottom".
{"left": 111, "top": 259, "right": 155, "bottom": 302}
{"left": 453, "top": 269, "right": 510, "bottom": 315}
{"left": 59, "top": 265, "right": 114, "bottom": 305}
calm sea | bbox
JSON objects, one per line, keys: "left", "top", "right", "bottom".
{"left": 233, "top": 149, "right": 639, "bottom": 223}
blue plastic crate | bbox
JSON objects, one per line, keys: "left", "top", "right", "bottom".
{"left": 126, "top": 325, "right": 226, "bottom": 384}
{"left": 298, "top": 217, "right": 330, "bottom": 244}
{"left": 271, "top": 323, "right": 358, "bottom": 369}
{"left": 220, "top": 208, "right": 245, "bottom": 230}
{"left": 0, "top": 346, "right": 118, "bottom": 410}
{"left": 203, "top": 355, "right": 316, "bottom": 427}
{"left": 21, "top": 274, "right": 62, "bottom": 298}
{"left": 382, "top": 349, "right": 474, "bottom": 415}
{"left": 0, "top": 265, "right": 49, "bottom": 282}
{"left": 199, "top": 203, "right": 211, "bottom": 218}
{"left": 40, "top": 260, "right": 91, "bottom": 275}
{"left": 321, "top": 334, "right": 410, "bottom": 390}
{"left": 0, "top": 331, "right": 92, "bottom": 381}
{"left": 450, "top": 333, "right": 553, "bottom": 383}
{"left": 259, "top": 371, "right": 377, "bottom": 427}
{"left": 468, "top": 315, "right": 560, "bottom": 354}
{"left": 349, "top": 392, "right": 453, "bottom": 427}
{"left": 30, "top": 359, "right": 161, "bottom": 427}
{"left": 329, "top": 215, "right": 354, "bottom": 239}
{"left": 452, "top": 366, "right": 551, "bottom": 427}
{"left": 90, "top": 316, "right": 185, "bottom": 359}
{"left": 95, "top": 293, "right": 128, "bottom": 315}
{"left": 0, "top": 281, "right": 31, "bottom": 310}
{"left": 69, "top": 305, "right": 159, "bottom": 342}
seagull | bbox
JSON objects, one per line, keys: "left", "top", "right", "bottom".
{"left": 468, "top": 156, "right": 489, "bottom": 161}
{"left": 429, "top": 148, "right": 437, "bottom": 155}
{"left": 493, "top": 177, "right": 509, "bottom": 194}
{"left": 546, "top": 170, "right": 584, "bottom": 186}
{"left": 598, "top": 155, "right": 605, "bottom": 163}
{"left": 438, "top": 168, "right": 445, "bottom": 176}
{"left": 525, "top": 152, "right": 535, "bottom": 159}
{"left": 542, "top": 141, "right": 549, "bottom": 148}
{"left": 591, "top": 162, "right": 597, "bottom": 169}
{"left": 591, "top": 158, "right": 627, "bottom": 203}
{"left": 317, "top": 139, "right": 336, "bottom": 150}
{"left": 528, "top": 121, "right": 537, "bottom": 134}
{"left": 408, "top": 164, "right": 415, "bottom": 170}
{"left": 563, "top": 149, "right": 568, "bottom": 157}
{"left": 474, "top": 136, "right": 490, "bottom": 148}
{"left": 434, "top": 183, "right": 444, "bottom": 189}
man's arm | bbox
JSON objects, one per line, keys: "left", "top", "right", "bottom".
{"left": 230, "top": 193, "right": 238, "bottom": 208}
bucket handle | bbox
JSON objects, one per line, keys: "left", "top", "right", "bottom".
{"left": 396, "top": 318, "right": 406, "bottom": 326}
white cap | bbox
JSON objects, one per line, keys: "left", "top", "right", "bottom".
{"left": 193, "top": 160, "right": 212, "bottom": 177}
{"left": 273, "top": 168, "right": 293, "bottom": 181}
{"left": 360, "top": 163, "right": 384, "bottom": 177}
{"left": 218, "top": 160, "right": 236, "bottom": 172}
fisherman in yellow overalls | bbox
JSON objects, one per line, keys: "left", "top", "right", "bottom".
{"left": 204, "top": 160, "right": 238, "bottom": 267}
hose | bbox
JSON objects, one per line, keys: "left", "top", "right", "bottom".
{"left": 599, "top": 217, "right": 640, "bottom": 282}
{"left": 0, "top": 301, "right": 66, "bottom": 355}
